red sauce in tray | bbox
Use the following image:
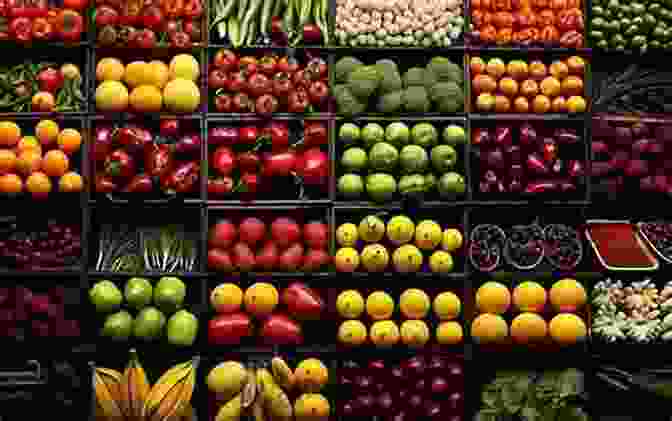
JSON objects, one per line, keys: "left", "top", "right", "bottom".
{"left": 588, "top": 223, "right": 656, "bottom": 268}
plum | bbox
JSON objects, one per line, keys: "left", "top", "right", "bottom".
{"left": 391, "top": 366, "right": 405, "bottom": 380}
{"left": 0, "top": 309, "right": 14, "bottom": 323}
{"left": 655, "top": 124, "right": 672, "bottom": 143}
{"left": 338, "top": 375, "right": 353, "bottom": 386}
{"left": 472, "top": 128, "right": 491, "bottom": 145}
{"left": 408, "top": 394, "right": 423, "bottom": 410}
{"left": 397, "top": 389, "right": 409, "bottom": 400}
{"left": 30, "top": 294, "right": 52, "bottom": 315}
{"left": 654, "top": 174, "right": 668, "bottom": 193}
{"left": 447, "top": 362, "right": 463, "bottom": 379}
{"left": 414, "top": 378, "right": 426, "bottom": 392}
{"left": 31, "top": 320, "right": 50, "bottom": 337}
{"left": 632, "top": 138, "right": 653, "bottom": 156}
{"left": 404, "top": 356, "right": 427, "bottom": 376}
{"left": 508, "top": 177, "right": 524, "bottom": 193}
{"left": 0, "top": 288, "right": 9, "bottom": 306}
{"left": 484, "top": 170, "right": 498, "bottom": 184}
{"left": 479, "top": 181, "right": 492, "bottom": 193}
{"left": 591, "top": 161, "right": 614, "bottom": 177}
{"left": 391, "top": 411, "right": 408, "bottom": 421}
{"left": 355, "top": 395, "right": 375, "bottom": 414}
{"left": 448, "top": 392, "right": 463, "bottom": 411}
{"left": 55, "top": 319, "right": 80, "bottom": 337}
{"left": 555, "top": 128, "right": 580, "bottom": 144}
{"left": 341, "top": 401, "right": 356, "bottom": 416}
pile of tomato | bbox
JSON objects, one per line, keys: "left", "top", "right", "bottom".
{"left": 0, "top": 0, "right": 86, "bottom": 43}
{"left": 469, "top": 0, "right": 585, "bottom": 48}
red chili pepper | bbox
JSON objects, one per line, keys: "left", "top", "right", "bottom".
{"left": 239, "top": 126, "right": 259, "bottom": 144}
{"left": 0, "top": 0, "right": 8, "bottom": 17}
{"left": 123, "top": 174, "right": 154, "bottom": 193}
{"left": 260, "top": 121, "right": 289, "bottom": 148}
{"left": 238, "top": 172, "right": 259, "bottom": 193}
{"left": 53, "top": 9, "right": 83, "bottom": 41}
{"left": 95, "top": 174, "right": 117, "bottom": 193}
{"left": 145, "top": 144, "right": 174, "bottom": 179}
{"left": 182, "top": 0, "right": 202, "bottom": 18}
{"left": 104, "top": 149, "right": 136, "bottom": 179}
{"left": 208, "top": 176, "right": 234, "bottom": 196}
{"left": 162, "top": 161, "right": 200, "bottom": 194}
{"left": 303, "top": 121, "right": 327, "bottom": 147}
{"left": 9, "top": 16, "right": 31, "bottom": 42}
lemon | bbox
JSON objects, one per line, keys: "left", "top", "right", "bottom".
{"left": 429, "top": 250, "right": 454, "bottom": 273}
{"left": 358, "top": 215, "right": 386, "bottom": 243}
{"left": 366, "top": 291, "right": 394, "bottom": 320}
{"left": 148, "top": 60, "right": 170, "bottom": 88}
{"left": 360, "top": 244, "right": 389, "bottom": 272}
{"left": 369, "top": 320, "right": 400, "bottom": 347}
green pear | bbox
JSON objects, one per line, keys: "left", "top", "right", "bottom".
{"left": 166, "top": 310, "right": 198, "bottom": 346}
{"left": 154, "top": 277, "right": 186, "bottom": 314}
{"left": 124, "top": 277, "right": 153, "bottom": 310}
{"left": 133, "top": 307, "right": 166, "bottom": 341}
{"left": 101, "top": 310, "right": 133, "bottom": 341}
{"left": 89, "top": 280, "right": 123, "bottom": 313}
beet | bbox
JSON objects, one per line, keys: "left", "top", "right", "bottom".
{"left": 494, "top": 126, "right": 513, "bottom": 147}
{"left": 624, "top": 159, "right": 649, "bottom": 177}
{"left": 648, "top": 141, "right": 664, "bottom": 155}
{"left": 554, "top": 128, "right": 580, "bottom": 144}
{"left": 526, "top": 153, "right": 549, "bottom": 175}
{"left": 591, "top": 161, "right": 614, "bottom": 176}
{"left": 485, "top": 148, "right": 505, "bottom": 170}
{"left": 509, "top": 177, "right": 523, "bottom": 193}
{"left": 592, "top": 141, "right": 609, "bottom": 156}
{"left": 15, "top": 287, "right": 32, "bottom": 305}
{"left": 0, "top": 288, "right": 9, "bottom": 306}
{"left": 0, "top": 309, "right": 14, "bottom": 323}
{"left": 568, "top": 160, "right": 584, "bottom": 177}
{"left": 479, "top": 181, "right": 491, "bottom": 193}
{"left": 519, "top": 123, "right": 538, "bottom": 147}
{"left": 551, "top": 159, "right": 563, "bottom": 174}
{"left": 609, "top": 150, "right": 630, "bottom": 170}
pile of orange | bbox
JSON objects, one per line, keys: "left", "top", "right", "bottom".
{"left": 471, "top": 56, "right": 587, "bottom": 114}
{"left": 0, "top": 120, "right": 83, "bottom": 197}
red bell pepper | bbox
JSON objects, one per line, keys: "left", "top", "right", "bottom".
{"left": 9, "top": 16, "right": 31, "bottom": 42}
{"left": 208, "top": 176, "right": 234, "bottom": 196}
{"left": 104, "top": 149, "right": 136, "bottom": 179}
{"left": 145, "top": 144, "right": 174, "bottom": 179}
{"left": 182, "top": 0, "right": 202, "bottom": 18}
{"left": 237, "top": 172, "right": 259, "bottom": 193}
{"left": 53, "top": 9, "right": 83, "bottom": 41}
{"left": 161, "top": 161, "right": 200, "bottom": 194}
{"left": 95, "top": 174, "right": 117, "bottom": 193}
{"left": 260, "top": 121, "right": 289, "bottom": 148}
{"left": 123, "top": 174, "right": 154, "bottom": 193}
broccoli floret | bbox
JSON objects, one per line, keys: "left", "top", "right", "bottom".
{"left": 335, "top": 56, "right": 364, "bottom": 83}
{"left": 376, "top": 90, "right": 404, "bottom": 113}
{"left": 403, "top": 86, "right": 431, "bottom": 112}
{"left": 429, "top": 81, "right": 463, "bottom": 104}
{"left": 335, "top": 84, "right": 366, "bottom": 115}
{"left": 403, "top": 67, "right": 426, "bottom": 88}
{"left": 347, "top": 65, "right": 383, "bottom": 99}
{"left": 427, "top": 56, "right": 463, "bottom": 85}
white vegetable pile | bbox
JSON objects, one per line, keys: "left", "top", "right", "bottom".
{"left": 335, "top": 0, "right": 464, "bottom": 47}
{"left": 592, "top": 278, "right": 672, "bottom": 343}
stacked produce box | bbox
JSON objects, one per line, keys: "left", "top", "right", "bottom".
{"left": 1, "top": 0, "right": 672, "bottom": 420}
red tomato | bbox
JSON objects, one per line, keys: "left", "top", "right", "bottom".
{"left": 63, "top": 0, "right": 88, "bottom": 10}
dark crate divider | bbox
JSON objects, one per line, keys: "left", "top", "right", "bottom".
{"left": 89, "top": 114, "right": 205, "bottom": 203}
{"left": 332, "top": 49, "right": 466, "bottom": 117}
{"left": 205, "top": 276, "right": 336, "bottom": 349}
{"left": 468, "top": 204, "right": 593, "bottom": 274}
{"left": 91, "top": 47, "right": 208, "bottom": 115}
{"left": 334, "top": 116, "right": 469, "bottom": 205}
{"left": 203, "top": 350, "right": 338, "bottom": 421}
{"left": 327, "top": 285, "right": 467, "bottom": 352}
{"left": 205, "top": 116, "right": 331, "bottom": 203}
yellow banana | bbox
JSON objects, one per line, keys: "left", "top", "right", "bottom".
{"left": 145, "top": 357, "right": 199, "bottom": 421}
{"left": 251, "top": 398, "right": 266, "bottom": 421}
{"left": 256, "top": 368, "right": 276, "bottom": 400}
{"left": 241, "top": 369, "right": 258, "bottom": 409}
{"left": 94, "top": 368, "right": 125, "bottom": 421}
{"left": 215, "top": 393, "right": 242, "bottom": 421}
{"left": 120, "top": 348, "right": 151, "bottom": 420}
{"left": 270, "top": 357, "right": 294, "bottom": 391}
{"left": 142, "top": 359, "right": 193, "bottom": 419}
{"left": 257, "top": 369, "right": 292, "bottom": 421}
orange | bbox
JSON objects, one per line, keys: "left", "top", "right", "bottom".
{"left": 58, "top": 171, "right": 83, "bottom": 192}
{"left": 566, "top": 96, "right": 587, "bottom": 113}
{"left": 494, "top": 95, "right": 511, "bottom": 112}
{"left": 519, "top": 79, "right": 539, "bottom": 97}
{"left": 561, "top": 76, "right": 584, "bottom": 96}
{"left": 57, "top": 128, "right": 82, "bottom": 155}
{"left": 513, "top": 96, "right": 530, "bottom": 113}
{"left": 41, "top": 150, "right": 69, "bottom": 177}
{"left": 529, "top": 61, "right": 547, "bottom": 80}
{"left": 549, "top": 61, "right": 569, "bottom": 80}
{"left": 506, "top": 60, "right": 529, "bottom": 80}
{"left": 35, "top": 120, "right": 59, "bottom": 146}
{"left": 0, "top": 173, "right": 22, "bottom": 193}
{"left": 485, "top": 58, "right": 507, "bottom": 79}
{"left": 551, "top": 96, "right": 567, "bottom": 112}
{"left": 566, "top": 56, "right": 585, "bottom": 75}
{"left": 470, "top": 57, "right": 486, "bottom": 75}
{"left": 532, "top": 95, "right": 551, "bottom": 113}
{"left": 472, "top": 74, "right": 498, "bottom": 94}
{"left": 540, "top": 77, "right": 561, "bottom": 97}
{"left": 15, "top": 150, "right": 42, "bottom": 176}
{"left": 25, "top": 171, "right": 52, "bottom": 196}
{"left": 0, "top": 149, "right": 16, "bottom": 174}
{"left": 498, "top": 77, "right": 519, "bottom": 97}
{"left": 0, "top": 122, "right": 21, "bottom": 147}
{"left": 16, "top": 136, "right": 41, "bottom": 154}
